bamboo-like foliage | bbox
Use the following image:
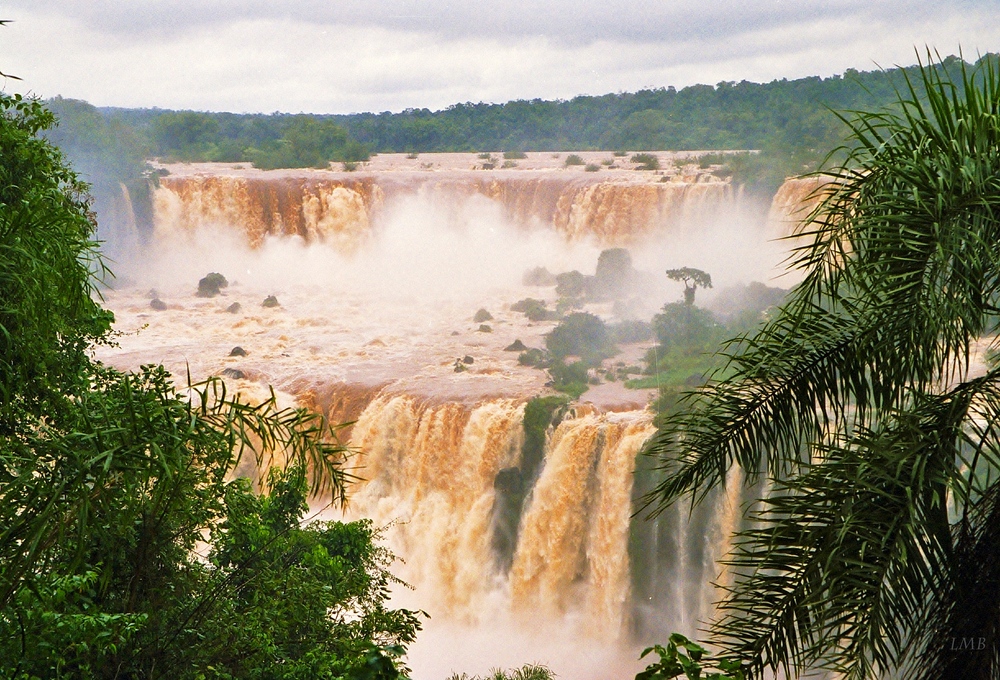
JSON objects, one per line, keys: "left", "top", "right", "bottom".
{"left": 643, "top": 52, "right": 1000, "bottom": 679}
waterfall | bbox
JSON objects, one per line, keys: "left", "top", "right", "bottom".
{"left": 152, "top": 170, "right": 741, "bottom": 250}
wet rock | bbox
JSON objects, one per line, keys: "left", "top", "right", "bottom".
{"left": 451, "top": 331, "right": 460, "bottom": 336}
{"left": 262, "top": 295, "right": 280, "bottom": 308}
{"left": 150, "top": 298, "right": 167, "bottom": 311}
{"left": 473, "top": 308, "right": 494, "bottom": 323}
{"left": 229, "top": 346, "right": 247, "bottom": 357}
{"left": 462, "top": 355, "right": 474, "bottom": 364}
{"left": 197, "top": 272, "right": 228, "bottom": 298}
{"left": 494, "top": 467, "right": 523, "bottom": 494}
{"left": 221, "top": 368, "right": 246, "bottom": 379}
{"left": 504, "top": 339, "right": 528, "bottom": 352}
{"left": 522, "top": 267, "right": 557, "bottom": 287}
{"left": 225, "top": 302, "right": 241, "bottom": 314}
{"left": 478, "top": 324, "right": 492, "bottom": 333}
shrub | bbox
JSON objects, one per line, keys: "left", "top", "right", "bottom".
{"left": 503, "top": 150, "right": 528, "bottom": 159}
{"left": 609, "top": 319, "right": 653, "bottom": 343}
{"left": 502, "top": 160, "right": 518, "bottom": 168}
{"left": 631, "top": 153, "right": 660, "bottom": 170}
{"left": 197, "top": 272, "right": 228, "bottom": 298}
{"left": 585, "top": 163, "right": 600, "bottom": 172}
{"left": 511, "top": 298, "right": 557, "bottom": 321}
{"left": 447, "top": 664, "right": 556, "bottom": 680}
{"left": 555, "top": 296, "right": 583, "bottom": 316}
{"left": 613, "top": 150, "right": 628, "bottom": 157}
{"left": 652, "top": 302, "right": 723, "bottom": 351}
{"left": 548, "top": 359, "right": 591, "bottom": 398}
{"left": 518, "top": 347, "right": 550, "bottom": 367}
{"left": 564, "top": 154, "right": 584, "bottom": 166}
{"left": 555, "top": 270, "right": 586, "bottom": 298}
{"left": 546, "top": 312, "right": 615, "bottom": 362}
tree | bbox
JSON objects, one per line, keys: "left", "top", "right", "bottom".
{"left": 644, "top": 55, "right": 1000, "bottom": 680}
{"left": 665, "top": 267, "right": 712, "bottom": 305}
{"left": 545, "top": 312, "right": 615, "bottom": 363}
{"left": 0, "top": 90, "right": 419, "bottom": 676}
{"left": 652, "top": 302, "right": 722, "bottom": 352}
{"left": 152, "top": 111, "right": 221, "bottom": 159}
{"left": 249, "top": 115, "right": 369, "bottom": 169}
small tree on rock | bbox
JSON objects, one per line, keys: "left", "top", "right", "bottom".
{"left": 665, "top": 267, "right": 712, "bottom": 305}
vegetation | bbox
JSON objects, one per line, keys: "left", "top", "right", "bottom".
{"left": 665, "top": 267, "right": 712, "bottom": 305}
{"left": 510, "top": 298, "right": 557, "bottom": 321}
{"left": 196, "top": 271, "right": 229, "bottom": 297}
{"left": 636, "top": 634, "right": 745, "bottom": 680}
{"left": 631, "top": 153, "right": 660, "bottom": 171}
{"left": 247, "top": 115, "right": 369, "bottom": 169}
{"left": 0, "top": 90, "right": 419, "bottom": 677}
{"left": 447, "top": 664, "right": 555, "bottom": 680}
{"left": 41, "top": 55, "right": 1000, "bottom": 215}
{"left": 643, "top": 56, "right": 1000, "bottom": 680}
{"left": 554, "top": 270, "right": 586, "bottom": 299}
{"left": 545, "top": 312, "right": 615, "bottom": 363}
{"left": 564, "top": 154, "right": 584, "bottom": 166}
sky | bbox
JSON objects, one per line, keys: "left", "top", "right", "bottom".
{"left": 2, "top": 1, "right": 999, "bottom": 115}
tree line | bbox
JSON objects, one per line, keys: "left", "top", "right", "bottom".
{"left": 43, "top": 54, "right": 997, "bottom": 199}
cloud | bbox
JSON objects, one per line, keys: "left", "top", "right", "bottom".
{"left": 1, "top": 1, "right": 998, "bottom": 113}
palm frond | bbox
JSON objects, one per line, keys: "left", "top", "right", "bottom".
{"left": 713, "top": 371, "right": 1000, "bottom": 679}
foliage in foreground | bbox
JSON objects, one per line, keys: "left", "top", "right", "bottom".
{"left": 643, "top": 54, "right": 1000, "bottom": 680}
{"left": 0, "top": 88, "right": 418, "bottom": 677}
{"left": 446, "top": 664, "right": 555, "bottom": 680}
{"left": 636, "top": 634, "right": 744, "bottom": 680}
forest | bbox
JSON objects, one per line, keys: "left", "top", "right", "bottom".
{"left": 44, "top": 53, "right": 997, "bottom": 203}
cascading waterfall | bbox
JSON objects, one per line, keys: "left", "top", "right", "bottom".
{"left": 152, "top": 171, "right": 739, "bottom": 250}
{"left": 347, "top": 395, "right": 526, "bottom": 619}
{"left": 93, "top": 161, "right": 817, "bottom": 676}
{"left": 341, "top": 392, "right": 682, "bottom": 643}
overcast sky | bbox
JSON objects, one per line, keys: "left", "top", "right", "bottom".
{"left": 2, "top": 1, "right": 998, "bottom": 114}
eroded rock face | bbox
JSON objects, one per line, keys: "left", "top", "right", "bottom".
{"left": 150, "top": 298, "right": 168, "bottom": 311}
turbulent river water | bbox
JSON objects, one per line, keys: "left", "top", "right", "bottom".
{"left": 93, "top": 153, "right": 816, "bottom": 679}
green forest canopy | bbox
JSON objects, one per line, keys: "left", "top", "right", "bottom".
{"left": 45, "top": 54, "right": 997, "bottom": 191}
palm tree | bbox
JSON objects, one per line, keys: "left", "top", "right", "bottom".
{"left": 643, "top": 53, "right": 1000, "bottom": 680}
